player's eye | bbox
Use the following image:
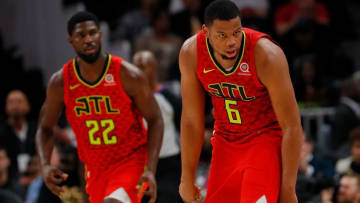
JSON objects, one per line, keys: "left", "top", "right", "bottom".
{"left": 218, "top": 33, "right": 226, "bottom": 38}
{"left": 79, "top": 33, "right": 86, "bottom": 38}
{"left": 234, "top": 31, "right": 241, "bottom": 36}
{"left": 89, "top": 30, "right": 98, "bottom": 36}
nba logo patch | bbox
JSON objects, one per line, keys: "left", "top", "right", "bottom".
{"left": 104, "top": 74, "right": 116, "bottom": 86}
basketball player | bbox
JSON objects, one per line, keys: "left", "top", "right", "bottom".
{"left": 36, "top": 11, "right": 163, "bottom": 203}
{"left": 179, "top": 1, "right": 304, "bottom": 203}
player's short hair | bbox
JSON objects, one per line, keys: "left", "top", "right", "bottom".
{"left": 204, "top": 0, "right": 241, "bottom": 26}
{"left": 67, "top": 11, "right": 99, "bottom": 36}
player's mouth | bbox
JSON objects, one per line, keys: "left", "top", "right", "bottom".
{"left": 225, "top": 50, "right": 237, "bottom": 58}
{"left": 85, "top": 47, "right": 96, "bottom": 54}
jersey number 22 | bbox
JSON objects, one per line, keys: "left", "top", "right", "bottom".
{"left": 85, "top": 119, "right": 117, "bottom": 145}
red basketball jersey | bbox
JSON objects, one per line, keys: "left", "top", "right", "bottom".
{"left": 63, "top": 55, "right": 147, "bottom": 172}
{"left": 196, "top": 28, "right": 282, "bottom": 143}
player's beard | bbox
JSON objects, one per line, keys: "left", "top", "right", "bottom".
{"left": 77, "top": 45, "right": 102, "bottom": 64}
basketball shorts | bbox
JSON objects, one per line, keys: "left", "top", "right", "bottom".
{"left": 204, "top": 134, "right": 282, "bottom": 203}
{"left": 85, "top": 147, "right": 147, "bottom": 203}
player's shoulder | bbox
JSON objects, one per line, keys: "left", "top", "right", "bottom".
{"left": 254, "top": 37, "right": 284, "bottom": 64}
{"left": 180, "top": 34, "right": 197, "bottom": 57}
{"left": 120, "top": 59, "right": 145, "bottom": 81}
{"left": 120, "top": 59, "right": 148, "bottom": 97}
{"left": 48, "top": 69, "right": 64, "bottom": 89}
{"left": 179, "top": 34, "right": 198, "bottom": 70}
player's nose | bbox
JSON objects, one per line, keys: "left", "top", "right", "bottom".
{"left": 226, "top": 36, "right": 236, "bottom": 47}
{"left": 84, "top": 34, "right": 94, "bottom": 43}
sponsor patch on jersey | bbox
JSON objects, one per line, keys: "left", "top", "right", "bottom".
{"left": 238, "top": 62, "right": 251, "bottom": 76}
{"left": 104, "top": 74, "right": 116, "bottom": 86}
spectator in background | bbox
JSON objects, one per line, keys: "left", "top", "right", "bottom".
{"left": 309, "top": 177, "right": 335, "bottom": 203}
{"left": 273, "top": 0, "right": 332, "bottom": 71}
{"left": 274, "top": 0, "right": 329, "bottom": 36}
{"left": 0, "top": 146, "right": 25, "bottom": 200}
{"left": 133, "top": 51, "right": 182, "bottom": 203}
{"left": 22, "top": 156, "right": 41, "bottom": 203}
{"left": 336, "top": 127, "right": 360, "bottom": 175}
{"left": 0, "top": 90, "right": 37, "bottom": 177}
{"left": 331, "top": 71, "right": 360, "bottom": 159}
{"left": 292, "top": 55, "right": 324, "bottom": 106}
{"left": 20, "top": 155, "right": 40, "bottom": 188}
{"left": 135, "top": 7, "right": 182, "bottom": 82}
{"left": 230, "top": 0, "right": 269, "bottom": 18}
{"left": 336, "top": 173, "right": 360, "bottom": 203}
{"left": 112, "top": 0, "right": 160, "bottom": 43}
{"left": 37, "top": 144, "right": 86, "bottom": 203}
{"left": 296, "top": 135, "right": 334, "bottom": 202}
{"left": 226, "top": 0, "right": 271, "bottom": 33}
{"left": 170, "top": 0, "right": 203, "bottom": 41}
{"left": 299, "top": 135, "right": 334, "bottom": 178}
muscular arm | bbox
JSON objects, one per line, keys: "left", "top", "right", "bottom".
{"left": 255, "top": 38, "right": 304, "bottom": 198}
{"left": 121, "top": 60, "right": 163, "bottom": 174}
{"left": 36, "top": 70, "right": 67, "bottom": 196}
{"left": 36, "top": 70, "right": 64, "bottom": 167}
{"left": 179, "top": 36, "right": 206, "bottom": 186}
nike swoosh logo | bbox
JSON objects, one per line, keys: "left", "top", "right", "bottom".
{"left": 69, "top": 84, "right": 80, "bottom": 90}
{"left": 203, "top": 68, "right": 215, "bottom": 74}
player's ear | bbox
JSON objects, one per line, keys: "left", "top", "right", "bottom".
{"left": 202, "top": 25, "right": 209, "bottom": 38}
{"left": 68, "top": 35, "right": 73, "bottom": 45}
{"left": 99, "top": 30, "right": 103, "bottom": 39}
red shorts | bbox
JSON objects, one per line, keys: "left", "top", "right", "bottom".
{"left": 85, "top": 147, "right": 147, "bottom": 203}
{"left": 204, "top": 134, "right": 282, "bottom": 203}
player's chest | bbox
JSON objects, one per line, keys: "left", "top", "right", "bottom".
{"left": 198, "top": 63, "right": 257, "bottom": 100}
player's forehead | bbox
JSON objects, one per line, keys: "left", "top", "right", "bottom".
{"left": 210, "top": 17, "right": 242, "bottom": 33}
{"left": 73, "top": 21, "right": 98, "bottom": 33}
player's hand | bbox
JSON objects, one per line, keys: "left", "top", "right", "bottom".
{"left": 179, "top": 181, "right": 202, "bottom": 203}
{"left": 279, "top": 185, "right": 298, "bottom": 203}
{"left": 41, "top": 165, "right": 68, "bottom": 198}
{"left": 137, "top": 170, "right": 157, "bottom": 203}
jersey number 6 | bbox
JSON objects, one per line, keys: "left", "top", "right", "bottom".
{"left": 85, "top": 119, "right": 117, "bottom": 145}
{"left": 225, "top": 99, "right": 242, "bottom": 124}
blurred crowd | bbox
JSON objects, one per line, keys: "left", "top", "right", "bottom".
{"left": 1, "top": 0, "right": 360, "bottom": 202}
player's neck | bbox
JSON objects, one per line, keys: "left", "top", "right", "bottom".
{"left": 77, "top": 52, "right": 108, "bottom": 82}
{"left": 214, "top": 52, "right": 239, "bottom": 70}
{"left": 77, "top": 52, "right": 107, "bottom": 69}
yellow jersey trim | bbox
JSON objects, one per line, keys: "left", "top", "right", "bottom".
{"left": 73, "top": 54, "right": 111, "bottom": 88}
